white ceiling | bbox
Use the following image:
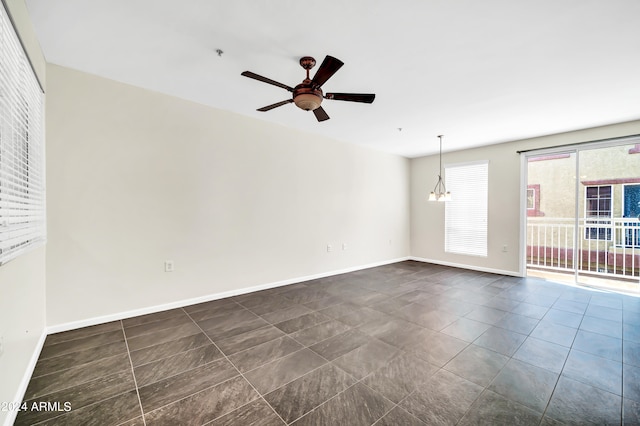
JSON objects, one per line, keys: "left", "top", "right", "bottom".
{"left": 24, "top": 0, "right": 640, "bottom": 158}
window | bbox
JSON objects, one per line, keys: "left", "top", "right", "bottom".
{"left": 623, "top": 184, "right": 640, "bottom": 247}
{"left": 0, "top": 3, "right": 46, "bottom": 264}
{"left": 445, "top": 161, "right": 488, "bottom": 256}
{"left": 527, "top": 188, "right": 535, "bottom": 210}
{"left": 584, "top": 185, "right": 611, "bottom": 240}
{"left": 526, "top": 184, "right": 544, "bottom": 217}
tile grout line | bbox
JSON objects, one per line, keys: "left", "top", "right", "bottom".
{"left": 139, "top": 369, "right": 247, "bottom": 422}
{"left": 184, "top": 302, "right": 375, "bottom": 424}
{"left": 125, "top": 322, "right": 205, "bottom": 353}
{"left": 123, "top": 316, "right": 197, "bottom": 341}
{"left": 121, "top": 320, "right": 148, "bottom": 426}
{"left": 130, "top": 343, "right": 225, "bottom": 389}
{"left": 129, "top": 339, "right": 212, "bottom": 370}
{"left": 287, "top": 319, "right": 438, "bottom": 425}
{"left": 136, "top": 302, "right": 330, "bottom": 420}
{"left": 433, "top": 297, "right": 557, "bottom": 423}
{"left": 181, "top": 307, "right": 290, "bottom": 425}
{"left": 36, "top": 331, "right": 125, "bottom": 362}
{"left": 294, "top": 281, "right": 485, "bottom": 423}
{"left": 22, "top": 264, "right": 636, "bottom": 425}
{"left": 471, "top": 290, "right": 550, "bottom": 424}
{"left": 537, "top": 308, "right": 587, "bottom": 424}
{"left": 26, "top": 389, "right": 138, "bottom": 426}
{"left": 364, "top": 354, "right": 439, "bottom": 426}
{"left": 40, "top": 324, "right": 123, "bottom": 350}
{"left": 23, "top": 348, "right": 130, "bottom": 396}
{"left": 285, "top": 380, "right": 358, "bottom": 424}
{"left": 286, "top": 377, "right": 399, "bottom": 425}
{"left": 20, "top": 355, "right": 134, "bottom": 416}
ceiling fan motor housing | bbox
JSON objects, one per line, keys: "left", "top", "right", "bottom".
{"left": 293, "top": 83, "right": 323, "bottom": 111}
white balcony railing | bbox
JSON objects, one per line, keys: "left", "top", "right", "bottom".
{"left": 527, "top": 217, "right": 640, "bottom": 280}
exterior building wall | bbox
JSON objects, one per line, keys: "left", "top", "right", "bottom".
{"left": 528, "top": 143, "right": 640, "bottom": 220}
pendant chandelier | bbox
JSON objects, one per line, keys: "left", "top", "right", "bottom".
{"left": 428, "top": 135, "right": 452, "bottom": 202}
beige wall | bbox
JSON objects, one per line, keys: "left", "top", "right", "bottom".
{"left": 410, "top": 120, "right": 640, "bottom": 275}
{"left": 0, "top": 1, "right": 47, "bottom": 425}
{"left": 45, "top": 64, "right": 410, "bottom": 328}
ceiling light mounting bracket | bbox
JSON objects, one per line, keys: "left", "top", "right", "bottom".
{"left": 300, "top": 56, "right": 316, "bottom": 80}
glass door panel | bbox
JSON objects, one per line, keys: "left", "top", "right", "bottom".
{"left": 526, "top": 152, "right": 577, "bottom": 283}
{"left": 577, "top": 146, "right": 640, "bottom": 289}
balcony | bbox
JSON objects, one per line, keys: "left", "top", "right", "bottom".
{"left": 527, "top": 217, "right": 640, "bottom": 291}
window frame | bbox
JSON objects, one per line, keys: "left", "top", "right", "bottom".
{"left": 584, "top": 184, "right": 612, "bottom": 241}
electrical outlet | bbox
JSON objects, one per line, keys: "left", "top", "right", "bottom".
{"left": 164, "top": 260, "right": 174, "bottom": 272}
{"left": 502, "top": 245, "right": 508, "bottom": 252}
{"left": 342, "top": 243, "right": 347, "bottom": 251}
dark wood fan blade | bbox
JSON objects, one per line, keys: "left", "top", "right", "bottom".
{"left": 257, "top": 99, "right": 294, "bottom": 112}
{"left": 311, "top": 56, "right": 344, "bottom": 88}
{"left": 241, "top": 71, "right": 294, "bottom": 92}
{"left": 313, "top": 106, "right": 330, "bottom": 122}
{"left": 325, "top": 93, "right": 376, "bottom": 103}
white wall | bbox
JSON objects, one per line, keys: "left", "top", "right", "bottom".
{"left": 410, "top": 119, "right": 640, "bottom": 275}
{"left": 45, "top": 64, "right": 410, "bottom": 328}
{"left": 0, "top": 2, "right": 47, "bottom": 425}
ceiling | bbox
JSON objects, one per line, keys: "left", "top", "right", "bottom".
{"left": 24, "top": 0, "right": 640, "bottom": 158}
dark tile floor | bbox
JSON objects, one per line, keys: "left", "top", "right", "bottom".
{"left": 14, "top": 261, "right": 640, "bottom": 425}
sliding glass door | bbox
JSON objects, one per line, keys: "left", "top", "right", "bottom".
{"left": 525, "top": 138, "right": 640, "bottom": 291}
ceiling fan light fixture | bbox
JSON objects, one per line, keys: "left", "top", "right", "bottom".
{"left": 294, "top": 93, "right": 322, "bottom": 111}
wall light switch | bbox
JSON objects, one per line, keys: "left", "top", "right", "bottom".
{"left": 327, "top": 244, "right": 333, "bottom": 252}
{"left": 164, "top": 260, "right": 174, "bottom": 272}
{"left": 342, "top": 243, "right": 347, "bottom": 250}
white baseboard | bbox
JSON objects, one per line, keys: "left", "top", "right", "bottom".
{"left": 3, "top": 329, "right": 47, "bottom": 426}
{"left": 47, "top": 257, "right": 410, "bottom": 335}
{"left": 408, "top": 256, "right": 524, "bottom": 278}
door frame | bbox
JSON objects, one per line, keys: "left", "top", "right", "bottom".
{"left": 520, "top": 134, "right": 640, "bottom": 285}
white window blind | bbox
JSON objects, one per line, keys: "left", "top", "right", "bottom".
{"left": 445, "top": 161, "right": 488, "bottom": 256}
{"left": 0, "top": 2, "right": 46, "bottom": 264}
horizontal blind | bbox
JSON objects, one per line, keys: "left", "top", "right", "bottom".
{"left": 445, "top": 161, "right": 488, "bottom": 256}
{"left": 0, "top": 2, "right": 46, "bottom": 264}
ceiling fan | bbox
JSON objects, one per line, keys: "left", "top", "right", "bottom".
{"left": 241, "top": 55, "right": 375, "bottom": 122}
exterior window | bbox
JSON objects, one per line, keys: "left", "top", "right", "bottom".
{"left": 585, "top": 185, "right": 612, "bottom": 240}
{"left": 623, "top": 184, "right": 640, "bottom": 247}
{"left": 445, "top": 161, "right": 488, "bottom": 256}
{"left": 527, "top": 188, "right": 535, "bottom": 209}
{"left": 526, "top": 184, "right": 543, "bottom": 217}
{"left": 0, "top": 3, "right": 46, "bottom": 265}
